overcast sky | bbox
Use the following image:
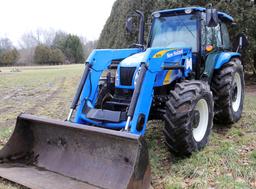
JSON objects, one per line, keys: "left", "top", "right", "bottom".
{"left": 0, "top": 0, "right": 116, "bottom": 46}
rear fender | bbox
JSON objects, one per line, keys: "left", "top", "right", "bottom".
{"left": 204, "top": 52, "right": 241, "bottom": 82}
{"left": 214, "top": 52, "right": 241, "bottom": 69}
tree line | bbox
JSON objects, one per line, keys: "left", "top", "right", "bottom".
{"left": 0, "top": 38, "right": 19, "bottom": 66}
{"left": 0, "top": 29, "right": 97, "bottom": 66}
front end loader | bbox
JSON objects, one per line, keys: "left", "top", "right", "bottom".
{"left": 0, "top": 7, "right": 247, "bottom": 189}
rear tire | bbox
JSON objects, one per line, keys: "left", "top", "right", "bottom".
{"left": 163, "top": 80, "right": 214, "bottom": 156}
{"left": 211, "top": 59, "right": 245, "bottom": 124}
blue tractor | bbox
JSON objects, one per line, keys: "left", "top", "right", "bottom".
{"left": 0, "top": 7, "right": 247, "bottom": 189}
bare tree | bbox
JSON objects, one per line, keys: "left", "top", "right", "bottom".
{"left": 0, "top": 38, "right": 13, "bottom": 50}
{"left": 18, "top": 32, "right": 39, "bottom": 49}
{"left": 84, "top": 40, "right": 98, "bottom": 59}
{"left": 17, "top": 32, "right": 38, "bottom": 64}
{"left": 79, "top": 36, "right": 88, "bottom": 47}
{"left": 34, "top": 28, "right": 56, "bottom": 47}
{"left": 79, "top": 36, "right": 98, "bottom": 58}
{"left": 43, "top": 29, "right": 57, "bottom": 47}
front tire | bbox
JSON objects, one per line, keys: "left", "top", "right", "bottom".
{"left": 211, "top": 59, "right": 245, "bottom": 124}
{"left": 163, "top": 81, "right": 214, "bottom": 156}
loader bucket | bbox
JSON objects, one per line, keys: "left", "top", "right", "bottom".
{"left": 0, "top": 114, "right": 150, "bottom": 189}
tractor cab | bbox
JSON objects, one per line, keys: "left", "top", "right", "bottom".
{"left": 147, "top": 7, "right": 235, "bottom": 79}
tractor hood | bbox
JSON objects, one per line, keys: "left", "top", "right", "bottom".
{"left": 119, "top": 48, "right": 188, "bottom": 67}
{"left": 115, "top": 48, "right": 192, "bottom": 89}
{"left": 116, "top": 48, "right": 192, "bottom": 89}
{"left": 116, "top": 52, "right": 146, "bottom": 89}
{"left": 119, "top": 52, "right": 146, "bottom": 67}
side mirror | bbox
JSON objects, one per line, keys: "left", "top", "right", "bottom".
{"left": 125, "top": 17, "right": 134, "bottom": 33}
{"left": 206, "top": 8, "right": 219, "bottom": 27}
{"left": 125, "top": 10, "right": 145, "bottom": 48}
{"left": 233, "top": 33, "right": 249, "bottom": 52}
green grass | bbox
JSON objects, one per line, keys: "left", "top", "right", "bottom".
{"left": 0, "top": 65, "right": 83, "bottom": 127}
{"left": 146, "top": 92, "right": 256, "bottom": 188}
{"left": 0, "top": 65, "right": 83, "bottom": 189}
{"left": 0, "top": 65, "right": 256, "bottom": 188}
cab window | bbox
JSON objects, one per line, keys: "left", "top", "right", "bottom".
{"left": 201, "top": 13, "right": 222, "bottom": 51}
{"left": 205, "top": 24, "right": 222, "bottom": 48}
{"left": 150, "top": 14, "right": 198, "bottom": 52}
{"left": 221, "top": 22, "right": 231, "bottom": 50}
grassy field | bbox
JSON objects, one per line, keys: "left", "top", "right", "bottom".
{"left": 0, "top": 65, "right": 255, "bottom": 189}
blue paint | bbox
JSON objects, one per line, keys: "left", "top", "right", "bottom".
{"left": 74, "top": 47, "right": 192, "bottom": 135}
{"left": 153, "top": 7, "right": 234, "bottom": 22}
{"left": 214, "top": 52, "right": 241, "bottom": 69}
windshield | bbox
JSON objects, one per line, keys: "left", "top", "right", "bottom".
{"left": 149, "top": 14, "right": 198, "bottom": 52}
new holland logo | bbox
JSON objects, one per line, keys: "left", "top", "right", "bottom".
{"left": 166, "top": 49, "right": 183, "bottom": 58}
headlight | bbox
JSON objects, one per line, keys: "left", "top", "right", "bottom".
{"left": 134, "top": 68, "right": 141, "bottom": 86}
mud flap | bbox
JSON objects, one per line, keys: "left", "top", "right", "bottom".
{"left": 0, "top": 114, "right": 150, "bottom": 189}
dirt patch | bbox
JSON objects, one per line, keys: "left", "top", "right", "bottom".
{"left": 245, "top": 84, "right": 256, "bottom": 96}
{"left": 26, "top": 77, "right": 66, "bottom": 114}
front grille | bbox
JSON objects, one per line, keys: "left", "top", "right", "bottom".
{"left": 119, "top": 67, "right": 136, "bottom": 86}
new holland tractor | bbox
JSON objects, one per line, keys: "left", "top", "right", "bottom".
{"left": 0, "top": 7, "right": 247, "bottom": 189}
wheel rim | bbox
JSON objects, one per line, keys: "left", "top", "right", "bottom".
{"left": 192, "top": 99, "right": 209, "bottom": 142}
{"left": 232, "top": 72, "right": 242, "bottom": 112}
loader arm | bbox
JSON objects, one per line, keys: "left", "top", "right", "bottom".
{"left": 73, "top": 49, "right": 141, "bottom": 124}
